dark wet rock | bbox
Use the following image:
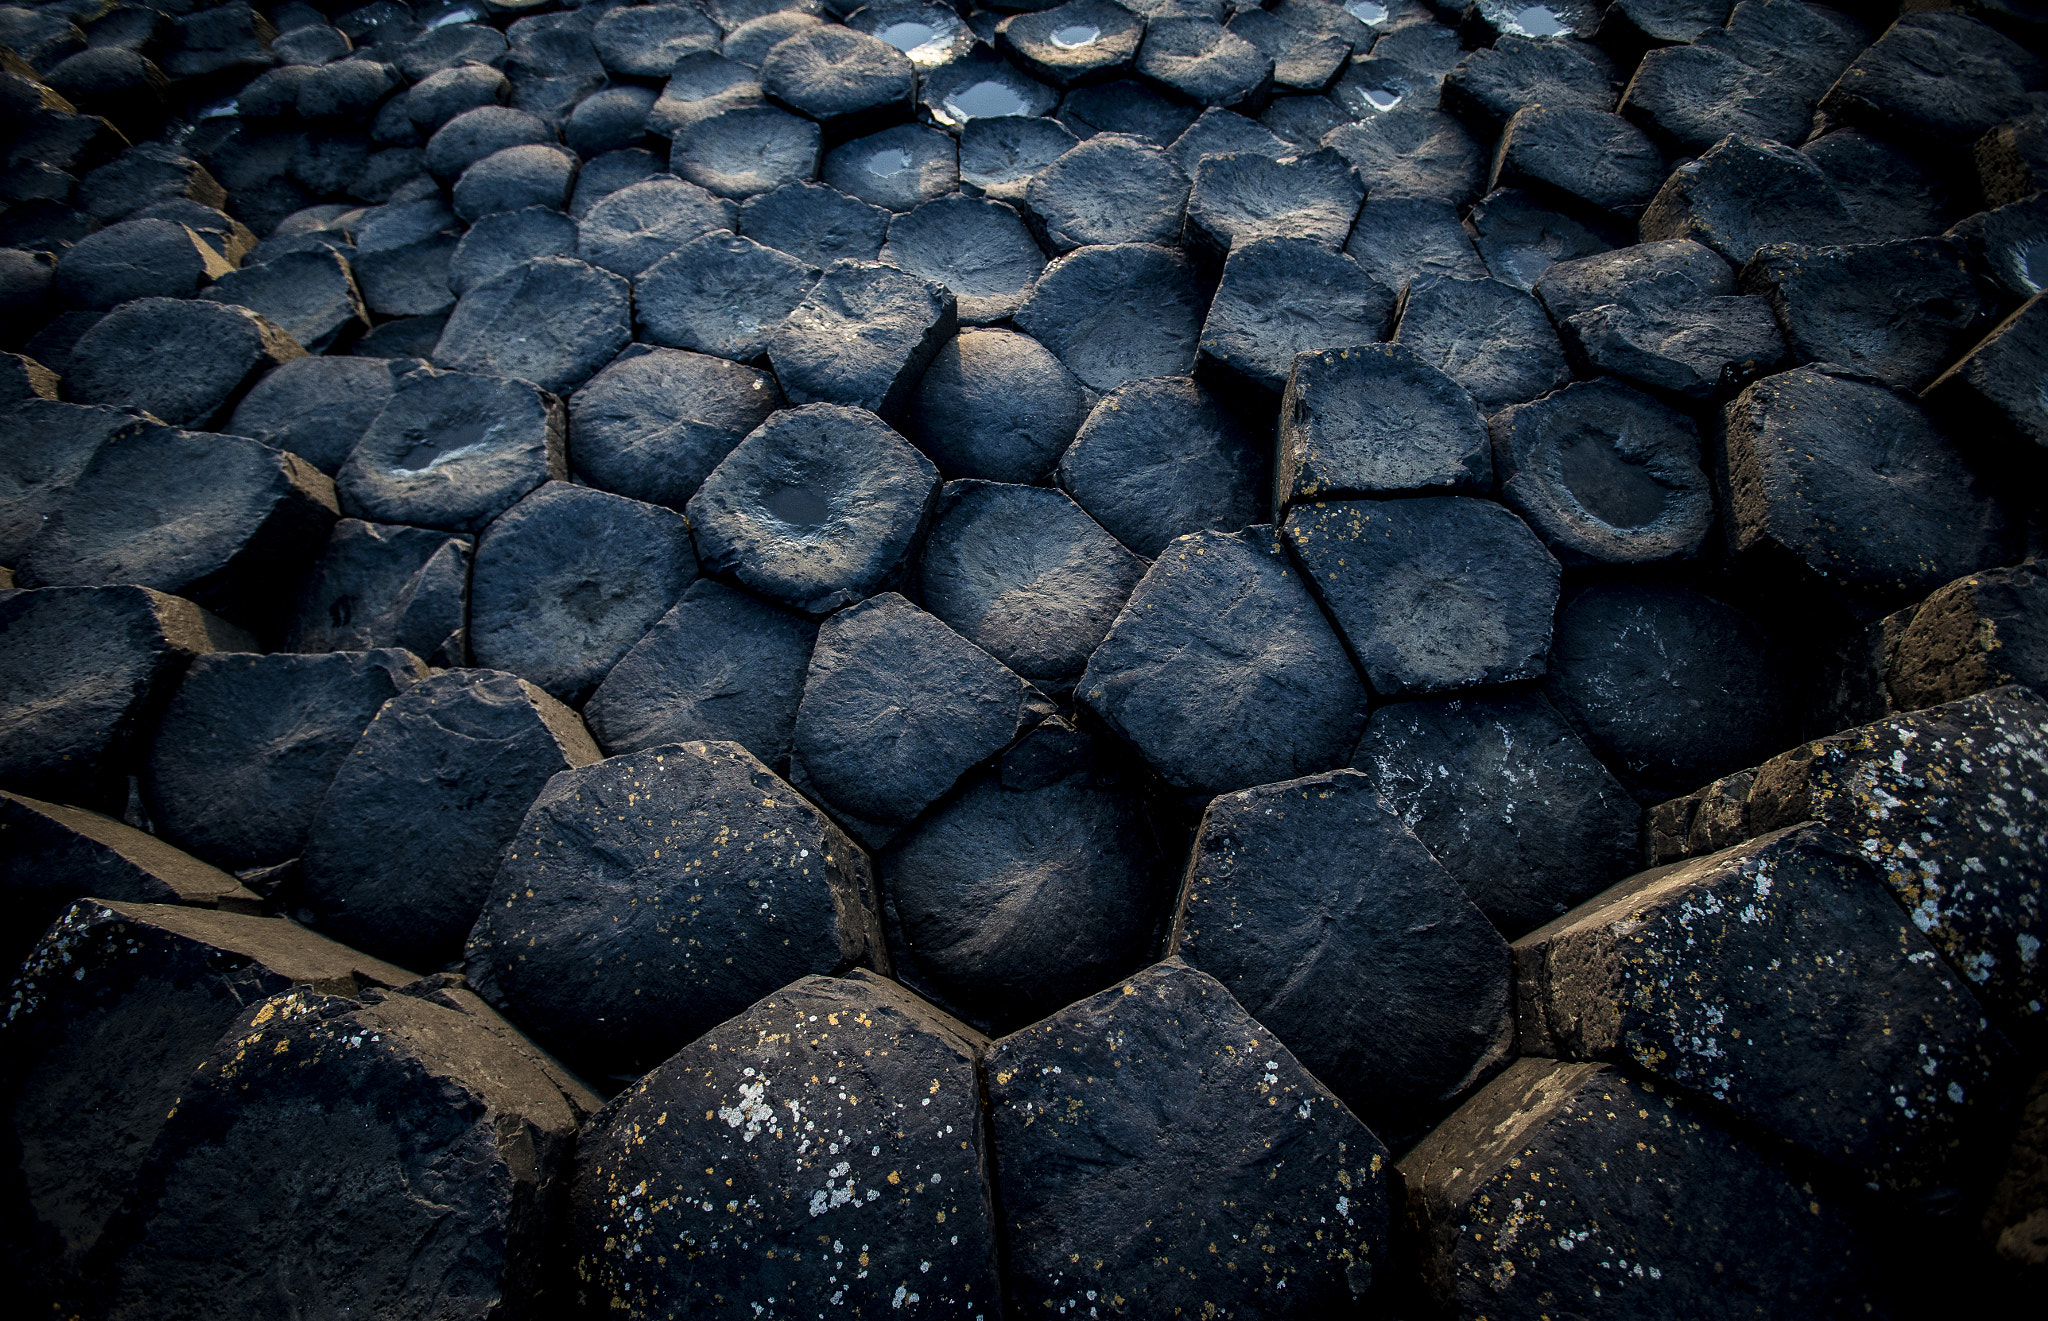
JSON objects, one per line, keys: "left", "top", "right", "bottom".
{"left": 635, "top": 231, "right": 820, "bottom": 362}
{"left": 687, "top": 402, "right": 938, "bottom": 616}
{"left": 131, "top": 200, "right": 256, "bottom": 267}
{"left": 879, "top": 723, "right": 1174, "bottom": 1032}
{"left": 1738, "top": 239, "right": 1987, "bottom": 392}
{"left": 1925, "top": 293, "right": 2048, "bottom": 452}
{"left": 1227, "top": 6, "right": 1350, "bottom": 93}
{"left": 1519, "top": 822, "right": 2015, "bottom": 1195}
{"left": 1620, "top": 0, "right": 1869, "bottom": 154}
{"left": 1057, "top": 76, "right": 1201, "bottom": 146}
{"left": 284, "top": 518, "right": 471, "bottom": 665}
{"left": 1276, "top": 343, "right": 1491, "bottom": 507}
{"left": 17, "top": 311, "right": 103, "bottom": 384}
{"left": 299, "top": 666, "right": 599, "bottom": 969}
{"left": 737, "top": 178, "right": 888, "bottom": 265}
{"left": 1014, "top": 242, "right": 1204, "bottom": 393}
{"left": 336, "top": 367, "right": 563, "bottom": 534}
{"left": 467, "top": 739, "right": 882, "bottom": 1077}
{"left": 296, "top": 58, "right": 402, "bottom": 122}
{"left": 567, "top": 146, "right": 665, "bottom": 218}
{"left": 1200, "top": 236, "right": 1395, "bottom": 392}
{"left": 1393, "top": 274, "right": 1570, "bottom": 413}
{"left": 1322, "top": 107, "right": 1485, "bottom": 204}
{"left": 1531, "top": 236, "right": 1733, "bottom": 322}
{"left": 1720, "top": 367, "right": 2016, "bottom": 619}
{"left": 920, "top": 480, "right": 1145, "bottom": 688}
{"left": 1168, "top": 105, "right": 1288, "bottom": 175}
{"left": 958, "top": 111, "right": 1079, "bottom": 204}
{"left": 1544, "top": 579, "right": 1792, "bottom": 801}
{"left": 1001, "top": 1, "right": 1144, "bottom": 89}
{"left": 1983, "top": 1062, "right": 2048, "bottom": 1273}
{"left": 451, "top": 142, "right": 579, "bottom": 221}
{"left": 1184, "top": 146, "right": 1360, "bottom": 261}
{"left": 1326, "top": 51, "right": 1441, "bottom": 123}
{"left": 52, "top": 218, "right": 235, "bottom": 311}
{"left": 0, "top": 352, "right": 56, "bottom": 403}
{"left": 1879, "top": 563, "right": 2048, "bottom": 715}
{"left": 760, "top": 23, "right": 913, "bottom": 130}
{"left": 1639, "top": 133, "right": 1855, "bottom": 265}
{"left": 141, "top": 649, "right": 428, "bottom": 871}
{"left": 0, "top": 248, "right": 55, "bottom": 332}
{"left": 1595, "top": 0, "right": 1733, "bottom": 52}
{"left": 905, "top": 327, "right": 1085, "bottom": 483}
{"left": 287, "top": 130, "right": 376, "bottom": 199}
{"left": 1490, "top": 104, "right": 1666, "bottom": 223}
{"left": 0, "top": 585, "right": 251, "bottom": 810}
{"left": 1976, "top": 110, "right": 2048, "bottom": 211}
{"left": 350, "top": 196, "right": 460, "bottom": 319}
{"left": 1951, "top": 191, "right": 2048, "bottom": 303}
{"left": 569, "top": 344, "right": 780, "bottom": 512}
{"left": 593, "top": 2, "right": 721, "bottom": 79}
{"left": 199, "top": 247, "right": 367, "bottom": 354}
{"left": 424, "top": 104, "right": 554, "bottom": 180}
{"left": 1807, "top": 126, "right": 1964, "bottom": 243}
{"left": 1441, "top": 33, "right": 1620, "bottom": 135}
{"left": 432, "top": 255, "right": 629, "bottom": 395}
{"left": 19, "top": 424, "right": 336, "bottom": 634}
{"left": 1343, "top": 197, "right": 1489, "bottom": 293}
{"left": 563, "top": 85, "right": 657, "bottom": 159}
{"left": 768, "top": 258, "right": 954, "bottom": 417}
{"left": 405, "top": 62, "right": 510, "bottom": 135}
{"left": 1490, "top": 377, "right": 1714, "bottom": 566}
{"left": 161, "top": 3, "right": 276, "bottom": 83}
{"left": 1135, "top": 16, "right": 1273, "bottom": 110}
{"left": 504, "top": 12, "right": 609, "bottom": 127}
{"left": 449, "top": 204, "right": 577, "bottom": 295}
{"left": 0, "top": 900, "right": 415, "bottom": 1312}
{"left": 1561, "top": 293, "right": 1786, "bottom": 402}
{"left": 988, "top": 958, "right": 1392, "bottom": 1318}
{"left": 1462, "top": 186, "right": 1619, "bottom": 291}
{"left": 1056, "top": 374, "right": 1265, "bottom": 557}
{"left": 1261, "top": 93, "right": 1351, "bottom": 153}
{"left": 1286, "top": 496, "right": 1559, "bottom": 695}
{"left": 583, "top": 577, "right": 817, "bottom": 768}
{"left": 565, "top": 970, "right": 996, "bottom": 1315}
{"left": 672, "top": 101, "right": 822, "bottom": 197}
{"left": 1024, "top": 131, "right": 1188, "bottom": 252}
{"left": 879, "top": 193, "right": 1044, "bottom": 324}
{"left": 468, "top": 481, "right": 697, "bottom": 704}
{"left": 42, "top": 47, "right": 169, "bottom": 140}
{"left": 1080, "top": 525, "right": 1366, "bottom": 795}
{"left": 819, "top": 120, "right": 955, "bottom": 211}
{"left": 1174, "top": 768, "right": 1513, "bottom": 1141}
{"left": 918, "top": 50, "right": 1061, "bottom": 130}
{"left": 1820, "top": 10, "right": 2044, "bottom": 151}
{"left": 794, "top": 592, "right": 1049, "bottom": 836}
{"left": 1404, "top": 1058, "right": 1882, "bottom": 1320}
{"left": 574, "top": 175, "right": 734, "bottom": 279}
{"left": 0, "top": 400, "right": 153, "bottom": 565}
{"left": 1355, "top": 688, "right": 1639, "bottom": 938}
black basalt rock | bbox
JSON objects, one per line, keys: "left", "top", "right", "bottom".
{"left": 1200, "top": 236, "right": 1396, "bottom": 392}
{"left": 634, "top": 231, "right": 821, "bottom": 362}
{"left": 1013, "top": 242, "right": 1205, "bottom": 392}
{"left": 568, "top": 344, "right": 781, "bottom": 512}
{"left": 335, "top": 367, "right": 565, "bottom": 534}
{"left": 284, "top": 518, "right": 471, "bottom": 664}
{"left": 904, "top": 327, "right": 1086, "bottom": 483}
{"left": 768, "top": 259, "right": 956, "bottom": 418}
{"left": 1275, "top": 344, "right": 1491, "bottom": 508}
{"left": 1057, "top": 374, "right": 1267, "bottom": 558}
{"left": 1392, "top": 274, "right": 1571, "bottom": 413}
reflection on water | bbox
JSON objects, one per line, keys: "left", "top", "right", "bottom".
{"left": 868, "top": 147, "right": 915, "bottom": 177}
{"left": 768, "top": 486, "right": 830, "bottom": 529}
{"left": 1050, "top": 23, "right": 1101, "bottom": 49}
{"left": 1361, "top": 85, "right": 1403, "bottom": 111}
{"left": 395, "top": 421, "right": 490, "bottom": 472}
{"left": 1508, "top": 5, "right": 1566, "bottom": 36}
{"left": 876, "top": 21, "right": 940, "bottom": 52}
{"left": 944, "top": 80, "right": 1032, "bottom": 121}
{"left": 1344, "top": 0, "right": 1389, "bottom": 25}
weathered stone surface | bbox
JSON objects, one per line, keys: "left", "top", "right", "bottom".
{"left": 1013, "top": 241, "right": 1204, "bottom": 392}
{"left": 1739, "top": 239, "right": 1987, "bottom": 391}
{"left": 1000, "top": 0, "right": 1144, "bottom": 88}
{"left": 574, "top": 175, "right": 735, "bottom": 278}
{"left": 0, "top": 401, "right": 148, "bottom": 566}
{"left": 1880, "top": 562, "right": 2048, "bottom": 715}
{"left": 818, "top": 120, "right": 953, "bottom": 211}
{"left": 918, "top": 49, "right": 1059, "bottom": 129}
{"left": 1720, "top": 367, "right": 2016, "bottom": 619}
{"left": 1393, "top": 274, "right": 1570, "bottom": 413}
{"left": 1560, "top": 293, "right": 1786, "bottom": 402}
{"left": 686, "top": 403, "right": 938, "bottom": 617}
{"left": 0, "top": 900, "right": 413, "bottom": 1312}
{"left": 1462, "top": 185, "right": 1619, "bottom": 291}
{"left": 350, "top": 197, "right": 461, "bottom": 319}
{"left": 988, "top": 959, "right": 1392, "bottom": 1318}
{"left": 634, "top": 231, "right": 820, "bottom": 362}
{"left": 1136, "top": 16, "right": 1273, "bottom": 109}
{"left": 65, "top": 297, "right": 305, "bottom": 430}
{"left": 450, "top": 205, "right": 577, "bottom": 295}
{"left": 142, "top": 649, "right": 427, "bottom": 872}
{"left": 1639, "top": 134, "right": 1855, "bottom": 265}
{"left": 1519, "top": 822, "right": 2015, "bottom": 1196}
{"left": 1080, "top": 526, "right": 1367, "bottom": 795}
{"left": 1200, "top": 235, "right": 1395, "bottom": 392}
{"left": 793, "top": 592, "right": 1050, "bottom": 838}
{"left": 905, "top": 327, "right": 1085, "bottom": 483}
{"left": 467, "top": 741, "right": 883, "bottom": 1079}
{"left": 284, "top": 518, "right": 470, "bottom": 665}
{"left": 565, "top": 970, "right": 997, "bottom": 1318}
{"left": 761, "top": 24, "right": 913, "bottom": 129}
{"left": 568, "top": 345, "right": 780, "bottom": 512}
{"left": 1491, "top": 377, "right": 1714, "bottom": 565}
{"left": 1275, "top": 344, "right": 1491, "bottom": 508}
{"left": 432, "top": 255, "right": 629, "bottom": 396}
{"left": 879, "top": 193, "right": 1045, "bottom": 324}
{"left": 1819, "top": 11, "right": 2045, "bottom": 150}
{"left": 1984, "top": 1063, "right": 2048, "bottom": 1273}
{"left": 1619, "top": 0, "right": 1867, "bottom": 154}
{"left": 1403, "top": 1057, "right": 1881, "bottom": 1320}
{"left": 1058, "top": 77, "right": 1200, "bottom": 146}
{"left": 298, "top": 668, "right": 599, "bottom": 970}
{"left": 1184, "top": 146, "right": 1360, "bottom": 260}
{"left": 1806, "top": 125, "right": 1962, "bottom": 244}
{"left": 1490, "top": 104, "right": 1665, "bottom": 222}
{"left": 736, "top": 178, "right": 889, "bottom": 266}
{"left": 52, "top": 217, "right": 235, "bottom": 310}
{"left": 336, "top": 367, "right": 565, "bottom": 534}
{"left": 224, "top": 355, "right": 401, "bottom": 476}
{"left": 1024, "top": 130, "right": 1189, "bottom": 251}
{"left": 78, "top": 978, "right": 598, "bottom": 1321}
{"left": 1175, "top": 769, "right": 1512, "bottom": 1141}
{"left": 1531, "top": 237, "right": 1734, "bottom": 323}
{"left": 1924, "top": 293, "right": 2048, "bottom": 451}
{"left": 1442, "top": 32, "right": 1619, "bottom": 135}
{"left": 768, "top": 259, "right": 956, "bottom": 419}
{"left": 958, "top": 111, "right": 1078, "bottom": 204}
{"left": 1056, "top": 374, "right": 1265, "bottom": 558}
{"left": 1170, "top": 104, "right": 1289, "bottom": 176}
{"left": 1323, "top": 107, "right": 1485, "bottom": 204}
{"left": 1343, "top": 196, "right": 1490, "bottom": 293}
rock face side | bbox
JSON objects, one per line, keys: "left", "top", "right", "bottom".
{"left": 566, "top": 971, "right": 998, "bottom": 1319}
{"left": 987, "top": 959, "right": 1392, "bottom": 1318}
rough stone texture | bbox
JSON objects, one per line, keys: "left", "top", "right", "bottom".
{"left": 582, "top": 578, "right": 818, "bottom": 770}
{"left": 1001, "top": 1, "right": 1145, "bottom": 89}
{"left": 1719, "top": 367, "right": 2016, "bottom": 620}
{"left": 1806, "top": 126, "right": 1961, "bottom": 244}
{"left": 737, "top": 179, "right": 889, "bottom": 266}
{"left": 1462, "top": 186, "right": 1620, "bottom": 292}
{"left": 1024, "top": 131, "right": 1189, "bottom": 251}
{"left": 64, "top": 296, "right": 305, "bottom": 430}
{"left": 879, "top": 193, "right": 1045, "bottom": 324}
{"left": 1284, "top": 497, "right": 1559, "bottom": 697}
{"left": 1560, "top": 293, "right": 1786, "bottom": 402}
{"left": 1322, "top": 107, "right": 1485, "bottom": 203}
{"left": 818, "top": 120, "right": 953, "bottom": 211}
{"left": 1442, "top": 32, "right": 1619, "bottom": 134}
{"left": 1490, "top": 378, "right": 1714, "bottom": 566}
{"left": 1392, "top": 274, "right": 1570, "bottom": 413}
{"left": 1517, "top": 823, "right": 2015, "bottom": 1195}
{"left": 1275, "top": 344, "right": 1491, "bottom": 508}
{"left": 1924, "top": 293, "right": 2048, "bottom": 451}
{"left": 224, "top": 356, "right": 403, "bottom": 476}
{"left": 1403, "top": 1057, "right": 1882, "bottom": 1320}
{"left": 468, "top": 481, "right": 696, "bottom": 705}
{"left": 904, "top": 327, "right": 1085, "bottom": 483}
{"left": 686, "top": 403, "right": 938, "bottom": 617}
{"left": 52, "top": 217, "right": 236, "bottom": 310}
{"left": 1639, "top": 134, "right": 1855, "bottom": 266}
{"left": 634, "top": 231, "right": 820, "bottom": 362}
{"left": 285, "top": 520, "right": 468, "bottom": 666}
{"left": 1882, "top": 562, "right": 2048, "bottom": 715}
{"left": 1013, "top": 242, "right": 1205, "bottom": 393}
{"left": 466, "top": 741, "right": 884, "bottom": 1079}
{"left": 1490, "top": 104, "right": 1665, "bottom": 222}
{"left": 1174, "top": 769, "right": 1512, "bottom": 1143}
{"left": 1984, "top": 1063, "right": 2048, "bottom": 1274}
{"left": 0, "top": 401, "right": 153, "bottom": 566}
{"left": 1342, "top": 196, "right": 1491, "bottom": 297}
{"left": 768, "top": 259, "right": 957, "bottom": 419}
{"left": 1079, "top": 526, "right": 1367, "bottom": 796}
{"left": 1057, "top": 374, "right": 1266, "bottom": 558}
{"left": 299, "top": 668, "right": 600, "bottom": 971}
{"left": 1818, "top": 11, "right": 2046, "bottom": 150}
{"left": 793, "top": 592, "right": 1050, "bottom": 839}
{"left": 1533, "top": 238, "right": 1735, "bottom": 323}
{"left": 142, "top": 649, "right": 428, "bottom": 872}
{"left": 958, "top": 112, "right": 1078, "bottom": 204}
{"left": 568, "top": 345, "right": 780, "bottom": 512}
{"left": 1355, "top": 689, "right": 1641, "bottom": 939}
{"left": 1184, "top": 146, "right": 1361, "bottom": 260}
{"left": 431, "top": 255, "right": 631, "bottom": 396}
{"left": 575, "top": 175, "right": 736, "bottom": 278}
{"left": 0, "top": 900, "right": 414, "bottom": 1313}
{"left": 1199, "top": 235, "right": 1395, "bottom": 392}
{"left": 450, "top": 206, "right": 577, "bottom": 295}
{"left": 1618, "top": 0, "right": 1867, "bottom": 154}
{"left": 565, "top": 971, "right": 998, "bottom": 1319}
{"left": 336, "top": 368, "right": 565, "bottom": 534}
{"left": 1739, "top": 239, "right": 1988, "bottom": 392}
{"left": 988, "top": 959, "right": 1392, "bottom": 1318}
{"left": 1136, "top": 16, "right": 1274, "bottom": 109}
{"left": 919, "top": 480, "right": 1146, "bottom": 689}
